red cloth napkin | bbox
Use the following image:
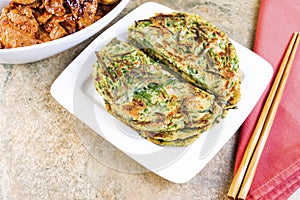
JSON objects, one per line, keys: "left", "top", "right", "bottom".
{"left": 234, "top": 0, "right": 300, "bottom": 199}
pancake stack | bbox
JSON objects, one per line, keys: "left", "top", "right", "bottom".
{"left": 92, "top": 12, "right": 241, "bottom": 146}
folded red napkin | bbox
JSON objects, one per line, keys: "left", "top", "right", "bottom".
{"left": 234, "top": 0, "right": 300, "bottom": 199}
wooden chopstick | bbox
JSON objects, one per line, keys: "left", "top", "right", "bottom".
{"left": 227, "top": 32, "right": 300, "bottom": 200}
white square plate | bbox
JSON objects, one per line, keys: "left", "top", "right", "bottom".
{"left": 50, "top": 2, "right": 273, "bottom": 183}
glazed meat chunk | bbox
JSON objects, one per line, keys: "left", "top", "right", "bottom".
{"left": 45, "top": 14, "right": 77, "bottom": 39}
{"left": 66, "top": 0, "right": 100, "bottom": 30}
{"left": 45, "top": 0, "right": 66, "bottom": 16}
{"left": 0, "top": 6, "right": 41, "bottom": 48}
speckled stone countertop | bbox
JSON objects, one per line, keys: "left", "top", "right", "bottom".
{"left": 0, "top": 0, "right": 262, "bottom": 199}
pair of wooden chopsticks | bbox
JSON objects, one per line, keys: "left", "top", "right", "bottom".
{"left": 227, "top": 32, "right": 300, "bottom": 200}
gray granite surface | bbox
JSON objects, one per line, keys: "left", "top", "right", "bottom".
{"left": 0, "top": 0, "right": 263, "bottom": 199}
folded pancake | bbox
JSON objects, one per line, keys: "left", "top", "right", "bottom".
{"left": 93, "top": 38, "right": 222, "bottom": 146}
{"left": 128, "top": 12, "right": 241, "bottom": 113}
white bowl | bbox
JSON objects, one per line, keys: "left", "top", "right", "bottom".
{"left": 0, "top": 0, "right": 130, "bottom": 64}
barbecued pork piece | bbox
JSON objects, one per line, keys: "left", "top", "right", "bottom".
{"left": 45, "top": 14, "right": 77, "bottom": 39}
{"left": 66, "top": 0, "right": 100, "bottom": 29}
{"left": 45, "top": 0, "right": 66, "bottom": 16}
{"left": 0, "top": 6, "right": 41, "bottom": 48}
